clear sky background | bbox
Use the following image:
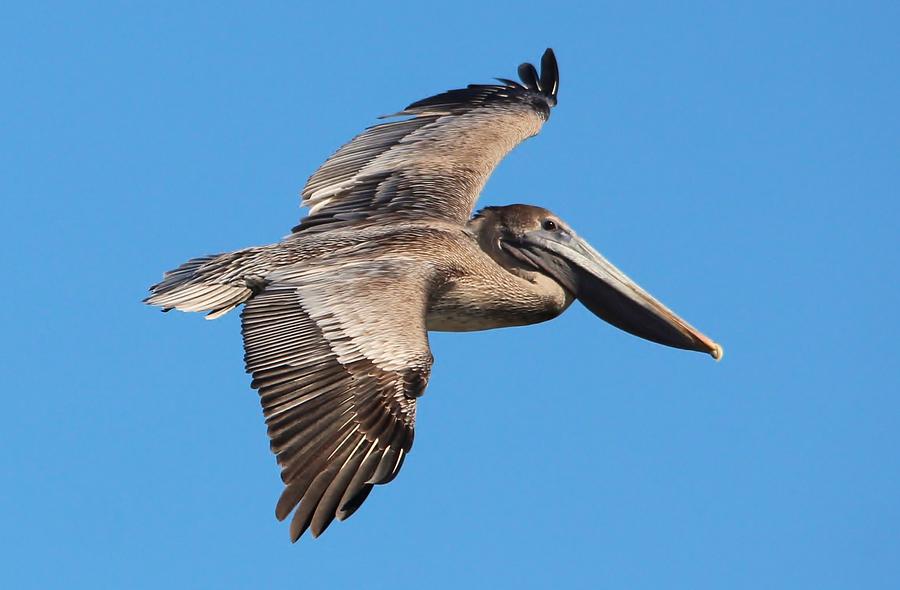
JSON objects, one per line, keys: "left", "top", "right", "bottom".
{"left": 2, "top": 2, "right": 898, "bottom": 588}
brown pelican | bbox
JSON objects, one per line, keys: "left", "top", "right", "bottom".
{"left": 146, "top": 49, "right": 722, "bottom": 541}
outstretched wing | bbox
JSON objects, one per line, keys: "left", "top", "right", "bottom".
{"left": 292, "top": 48, "right": 559, "bottom": 232}
{"left": 241, "top": 260, "right": 435, "bottom": 540}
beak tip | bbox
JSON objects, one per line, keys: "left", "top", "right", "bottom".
{"left": 709, "top": 343, "right": 724, "bottom": 362}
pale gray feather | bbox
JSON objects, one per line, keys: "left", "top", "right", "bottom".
{"left": 240, "top": 259, "right": 435, "bottom": 539}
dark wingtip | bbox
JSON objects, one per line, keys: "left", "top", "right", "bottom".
{"left": 540, "top": 48, "right": 559, "bottom": 106}
{"left": 517, "top": 48, "right": 559, "bottom": 107}
{"left": 517, "top": 62, "right": 540, "bottom": 91}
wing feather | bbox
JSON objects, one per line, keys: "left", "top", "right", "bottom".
{"left": 292, "top": 49, "right": 559, "bottom": 232}
{"left": 241, "top": 260, "right": 434, "bottom": 541}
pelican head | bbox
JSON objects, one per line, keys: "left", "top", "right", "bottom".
{"left": 472, "top": 204, "right": 723, "bottom": 360}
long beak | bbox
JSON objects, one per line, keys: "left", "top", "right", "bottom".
{"left": 505, "top": 233, "right": 723, "bottom": 360}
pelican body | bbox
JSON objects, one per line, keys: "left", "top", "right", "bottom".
{"left": 146, "top": 49, "right": 721, "bottom": 541}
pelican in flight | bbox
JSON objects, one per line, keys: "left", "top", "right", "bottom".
{"left": 146, "top": 49, "right": 722, "bottom": 541}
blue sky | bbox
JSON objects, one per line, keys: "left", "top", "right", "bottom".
{"left": 2, "top": 2, "right": 898, "bottom": 588}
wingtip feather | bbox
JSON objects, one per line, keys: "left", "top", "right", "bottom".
{"left": 540, "top": 48, "right": 559, "bottom": 105}
{"left": 517, "top": 48, "right": 559, "bottom": 107}
{"left": 517, "top": 62, "right": 540, "bottom": 91}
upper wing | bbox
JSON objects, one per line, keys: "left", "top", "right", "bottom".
{"left": 241, "top": 259, "right": 434, "bottom": 540}
{"left": 292, "top": 48, "right": 559, "bottom": 233}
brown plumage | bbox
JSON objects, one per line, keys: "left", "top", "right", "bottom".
{"left": 146, "top": 49, "right": 721, "bottom": 541}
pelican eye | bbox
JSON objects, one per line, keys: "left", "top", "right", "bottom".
{"left": 541, "top": 219, "right": 558, "bottom": 231}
